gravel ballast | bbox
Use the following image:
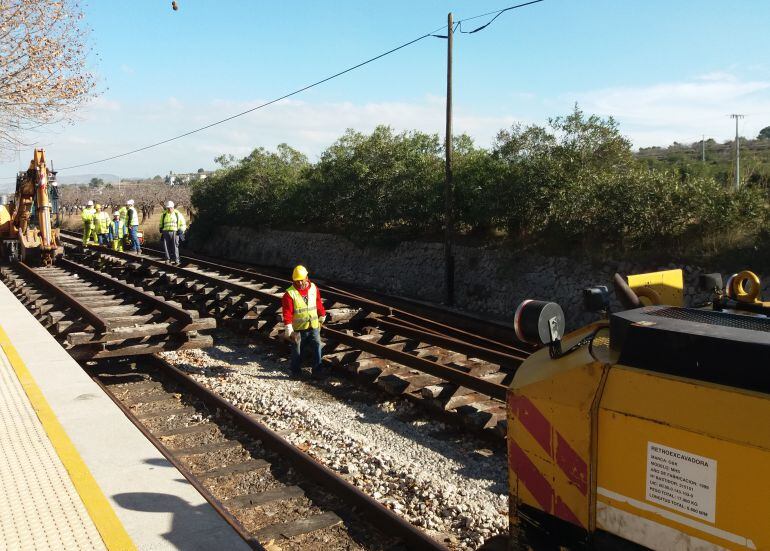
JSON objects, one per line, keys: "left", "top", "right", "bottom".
{"left": 162, "top": 337, "right": 509, "bottom": 550}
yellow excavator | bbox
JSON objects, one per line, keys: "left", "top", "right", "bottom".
{"left": 0, "top": 149, "right": 63, "bottom": 265}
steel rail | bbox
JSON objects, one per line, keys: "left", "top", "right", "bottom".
{"left": 14, "top": 262, "right": 109, "bottom": 332}
{"left": 58, "top": 257, "right": 195, "bottom": 325}
{"left": 323, "top": 327, "right": 508, "bottom": 401}
{"left": 166, "top": 247, "right": 529, "bottom": 356}
{"left": 156, "top": 245, "right": 528, "bottom": 356}
{"left": 61, "top": 238, "right": 511, "bottom": 400}
{"left": 63, "top": 233, "right": 528, "bottom": 356}
{"left": 129, "top": 238, "right": 530, "bottom": 355}
{"left": 88, "top": 366, "right": 261, "bottom": 550}
{"left": 146, "top": 355, "right": 447, "bottom": 551}
{"left": 373, "top": 316, "right": 522, "bottom": 369}
{"left": 321, "top": 281, "right": 526, "bottom": 348}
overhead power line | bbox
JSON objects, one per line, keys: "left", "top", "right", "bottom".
{"left": 47, "top": 1, "right": 545, "bottom": 172}
{"left": 458, "top": 0, "right": 544, "bottom": 34}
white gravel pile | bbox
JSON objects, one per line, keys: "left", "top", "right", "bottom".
{"left": 162, "top": 340, "right": 508, "bottom": 550}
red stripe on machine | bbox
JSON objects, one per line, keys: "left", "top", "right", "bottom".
{"left": 509, "top": 439, "right": 553, "bottom": 512}
{"left": 510, "top": 393, "right": 588, "bottom": 497}
{"left": 509, "top": 394, "right": 552, "bottom": 455}
{"left": 554, "top": 495, "right": 584, "bottom": 528}
{"left": 555, "top": 432, "right": 588, "bottom": 495}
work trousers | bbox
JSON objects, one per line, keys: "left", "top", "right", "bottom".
{"left": 161, "top": 230, "right": 179, "bottom": 262}
{"left": 82, "top": 223, "right": 97, "bottom": 246}
{"left": 112, "top": 239, "right": 124, "bottom": 251}
{"left": 97, "top": 233, "right": 109, "bottom": 246}
{"left": 289, "top": 327, "right": 323, "bottom": 375}
{"left": 128, "top": 225, "right": 141, "bottom": 253}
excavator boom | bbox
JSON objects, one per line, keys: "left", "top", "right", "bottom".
{"left": 1, "top": 149, "right": 63, "bottom": 265}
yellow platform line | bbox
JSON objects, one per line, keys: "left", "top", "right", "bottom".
{"left": 0, "top": 325, "right": 136, "bottom": 551}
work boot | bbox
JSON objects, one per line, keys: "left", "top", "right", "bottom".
{"left": 289, "top": 369, "right": 302, "bottom": 380}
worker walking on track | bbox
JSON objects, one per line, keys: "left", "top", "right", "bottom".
{"left": 281, "top": 265, "right": 327, "bottom": 379}
{"left": 108, "top": 212, "right": 127, "bottom": 251}
{"left": 125, "top": 199, "right": 141, "bottom": 254}
{"left": 94, "top": 204, "right": 110, "bottom": 246}
{"left": 81, "top": 200, "right": 96, "bottom": 248}
{"left": 159, "top": 201, "right": 186, "bottom": 264}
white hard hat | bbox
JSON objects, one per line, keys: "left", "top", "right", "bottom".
{"left": 126, "top": 199, "right": 134, "bottom": 206}
{"left": 113, "top": 212, "right": 120, "bottom": 218}
{"left": 86, "top": 200, "right": 94, "bottom": 206}
{"left": 165, "top": 201, "right": 174, "bottom": 208}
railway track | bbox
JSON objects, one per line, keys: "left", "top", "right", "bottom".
{"left": 91, "top": 354, "right": 445, "bottom": 550}
{"left": 0, "top": 258, "right": 214, "bottom": 359}
{"left": 59, "top": 232, "right": 532, "bottom": 438}
{"left": 161, "top": 244, "right": 527, "bottom": 352}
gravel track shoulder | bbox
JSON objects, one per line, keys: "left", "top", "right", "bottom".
{"left": 162, "top": 334, "right": 509, "bottom": 550}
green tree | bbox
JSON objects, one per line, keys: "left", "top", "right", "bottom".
{"left": 88, "top": 177, "right": 104, "bottom": 188}
{"left": 305, "top": 126, "right": 443, "bottom": 239}
{"left": 758, "top": 126, "right": 770, "bottom": 140}
{"left": 192, "top": 144, "right": 308, "bottom": 232}
{"left": 189, "top": 108, "right": 770, "bottom": 257}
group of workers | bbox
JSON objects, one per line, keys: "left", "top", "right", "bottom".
{"left": 82, "top": 201, "right": 326, "bottom": 377}
{"left": 81, "top": 199, "right": 186, "bottom": 263}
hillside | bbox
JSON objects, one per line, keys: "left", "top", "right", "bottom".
{"left": 636, "top": 135, "right": 770, "bottom": 187}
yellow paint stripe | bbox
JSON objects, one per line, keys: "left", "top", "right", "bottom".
{"left": 0, "top": 326, "right": 136, "bottom": 551}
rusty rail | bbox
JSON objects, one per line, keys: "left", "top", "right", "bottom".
{"left": 14, "top": 262, "right": 109, "bottom": 332}
{"left": 323, "top": 327, "right": 508, "bottom": 401}
{"left": 143, "top": 355, "right": 447, "bottom": 550}
{"left": 59, "top": 234, "right": 519, "bottom": 402}
{"left": 59, "top": 257, "right": 195, "bottom": 326}
{"left": 88, "top": 366, "right": 261, "bottom": 549}
{"left": 373, "top": 316, "right": 522, "bottom": 369}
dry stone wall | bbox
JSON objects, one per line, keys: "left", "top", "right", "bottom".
{"left": 195, "top": 226, "right": 769, "bottom": 329}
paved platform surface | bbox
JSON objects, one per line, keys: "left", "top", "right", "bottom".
{"left": 0, "top": 278, "right": 251, "bottom": 550}
{"left": 0, "top": 344, "right": 106, "bottom": 550}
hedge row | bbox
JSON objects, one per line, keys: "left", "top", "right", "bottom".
{"left": 191, "top": 107, "right": 768, "bottom": 255}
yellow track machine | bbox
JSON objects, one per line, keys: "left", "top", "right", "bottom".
{"left": 0, "top": 149, "right": 63, "bottom": 265}
{"left": 509, "top": 268, "right": 769, "bottom": 550}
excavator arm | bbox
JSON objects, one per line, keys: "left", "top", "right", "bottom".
{"left": 1, "top": 149, "right": 63, "bottom": 265}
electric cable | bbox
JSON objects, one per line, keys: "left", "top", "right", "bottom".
{"left": 457, "top": 0, "right": 544, "bottom": 34}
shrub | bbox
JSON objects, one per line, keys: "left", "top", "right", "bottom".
{"left": 191, "top": 108, "right": 770, "bottom": 259}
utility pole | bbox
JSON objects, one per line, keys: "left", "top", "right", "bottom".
{"left": 730, "top": 114, "right": 745, "bottom": 190}
{"left": 701, "top": 134, "right": 705, "bottom": 163}
{"left": 444, "top": 12, "right": 454, "bottom": 306}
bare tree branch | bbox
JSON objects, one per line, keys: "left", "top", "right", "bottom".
{"left": 0, "top": 0, "right": 97, "bottom": 150}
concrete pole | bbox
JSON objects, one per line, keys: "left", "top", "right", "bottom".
{"left": 730, "top": 114, "right": 745, "bottom": 190}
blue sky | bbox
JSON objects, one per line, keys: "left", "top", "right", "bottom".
{"left": 4, "top": 0, "right": 770, "bottom": 180}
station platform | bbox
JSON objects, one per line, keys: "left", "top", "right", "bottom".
{"left": 0, "top": 280, "right": 251, "bottom": 551}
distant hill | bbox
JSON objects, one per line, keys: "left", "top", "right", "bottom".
{"left": 0, "top": 173, "right": 122, "bottom": 197}
{"left": 635, "top": 137, "right": 770, "bottom": 186}
{"left": 56, "top": 173, "right": 120, "bottom": 186}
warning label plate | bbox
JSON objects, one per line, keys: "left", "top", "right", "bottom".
{"left": 645, "top": 442, "right": 717, "bottom": 522}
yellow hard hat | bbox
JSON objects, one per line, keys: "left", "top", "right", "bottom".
{"left": 95, "top": 203, "right": 101, "bottom": 209}
{"left": 292, "top": 265, "right": 308, "bottom": 281}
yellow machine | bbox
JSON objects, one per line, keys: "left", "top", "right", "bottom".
{"left": 0, "top": 149, "right": 63, "bottom": 265}
{"left": 509, "top": 269, "right": 770, "bottom": 550}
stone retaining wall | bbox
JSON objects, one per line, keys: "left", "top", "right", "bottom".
{"left": 194, "top": 226, "right": 769, "bottom": 328}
